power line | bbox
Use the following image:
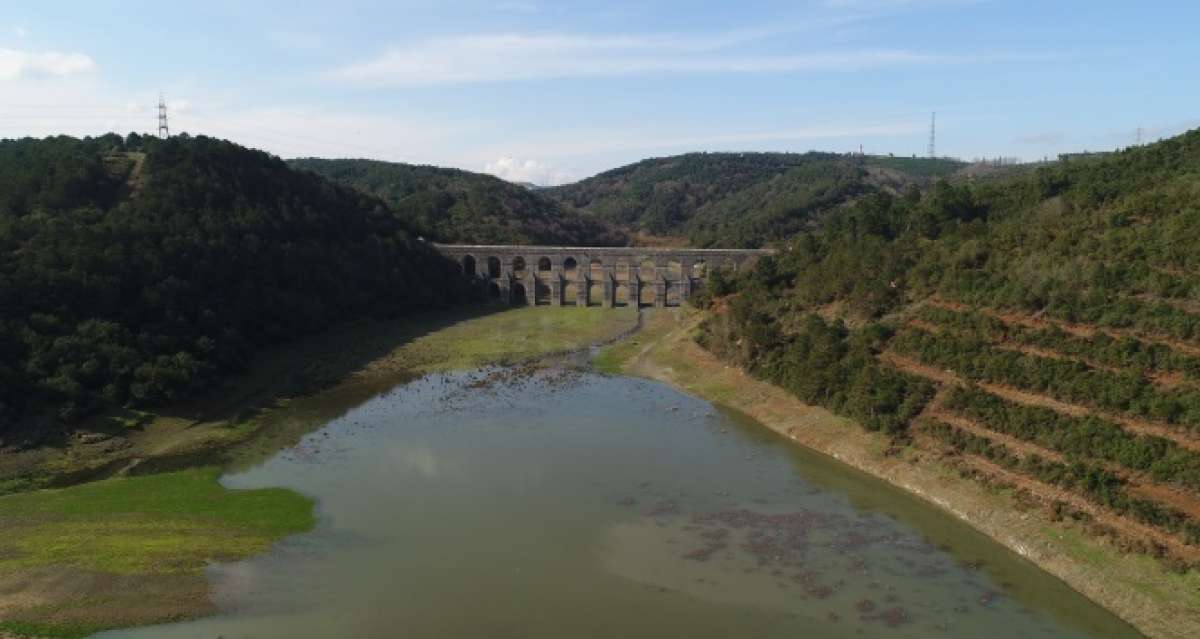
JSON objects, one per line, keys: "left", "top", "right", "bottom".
{"left": 927, "top": 111, "right": 936, "bottom": 159}
{"left": 157, "top": 94, "right": 169, "bottom": 139}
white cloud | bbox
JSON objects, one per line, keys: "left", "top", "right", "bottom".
{"left": 484, "top": 156, "right": 574, "bottom": 186}
{"left": 0, "top": 48, "right": 94, "bottom": 81}
{"left": 324, "top": 28, "right": 949, "bottom": 88}
{"left": 15, "top": 27, "right": 29, "bottom": 39}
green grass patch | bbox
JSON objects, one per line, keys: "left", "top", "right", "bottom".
{"left": 1039, "top": 524, "right": 1200, "bottom": 607}
{"left": 0, "top": 620, "right": 107, "bottom": 639}
{"left": 400, "top": 306, "right": 637, "bottom": 373}
{"left": 0, "top": 467, "right": 314, "bottom": 575}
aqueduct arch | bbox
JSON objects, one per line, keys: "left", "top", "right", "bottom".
{"left": 434, "top": 243, "right": 775, "bottom": 308}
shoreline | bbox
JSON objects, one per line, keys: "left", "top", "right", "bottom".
{"left": 597, "top": 308, "right": 1200, "bottom": 639}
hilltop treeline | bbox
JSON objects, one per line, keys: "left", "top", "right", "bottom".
{"left": 0, "top": 135, "right": 468, "bottom": 437}
{"left": 290, "top": 158, "right": 628, "bottom": 246}
{"left": 546, "top": 152, "right": 964, "bottom": 247}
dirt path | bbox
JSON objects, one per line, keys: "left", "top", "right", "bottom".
{"left": 929, "top": 297, "right": 1200, "bottom": 358}
{"left": 912, "top": 306, "right": 1196, "bottom": 391}
{"left": 922, "top": 408, "right": 1069, "bottom": 466}
{"left": 915, "top": 432, "right": 1200, "bottom": 562}
{"left": 882, "top": 351, "right": 1200, "bottom": 454}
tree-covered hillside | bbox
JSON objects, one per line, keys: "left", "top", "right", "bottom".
{"left": 290, "top": 158, "right": 628, "bottom": 246}
{"left": 0, "top": 135, "right": 469, "bottom": 438}
{"left": 545, "top": 152, "right": 964, "bottom": 247}
{"left": 696, "top": 128, "right": 1200, "bottom": 563}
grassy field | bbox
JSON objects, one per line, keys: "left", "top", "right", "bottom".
{"left": 0, "top": 468, "right": 313, "bottom": 575}
{"left": 371, "top": 304, "right": 639, "bottom": 374}
{"left": 0, "top": 305, "right": 638, "bottom": 638}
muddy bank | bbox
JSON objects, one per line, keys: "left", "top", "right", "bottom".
{"left": 602, "top": 308, "right": 1199, "bottom": 639}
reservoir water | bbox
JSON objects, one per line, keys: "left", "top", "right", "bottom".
{"left": 97, "top": 365, "right": 1141, "bottom": 638}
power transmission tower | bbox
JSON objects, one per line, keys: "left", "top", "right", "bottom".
{"left": 157, "top": 94, "right": 169, "bottom": 139}
{"left": 1136, "top": 126, "right": 1144, "bottom": 146}
{"left": 927, "top": 112, "right": 936, "bottom": 159}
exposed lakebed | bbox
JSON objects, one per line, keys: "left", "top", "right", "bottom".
{"left": 96, "top": 365, "right": 1140, "bottom": 638}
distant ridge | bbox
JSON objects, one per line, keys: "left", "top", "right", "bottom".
{"left": 545, "top": 152, "right": 965, "bottom": 248}
{"left": 290, "top": 158, "right": 627, "bottom": 247}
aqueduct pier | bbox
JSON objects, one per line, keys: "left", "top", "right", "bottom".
{"left": 434, "top": 244, "right": 775, "bottom": 308}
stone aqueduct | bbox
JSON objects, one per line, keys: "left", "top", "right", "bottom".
{"left": 434, "top": 244, "right": 776, "bottom": 308}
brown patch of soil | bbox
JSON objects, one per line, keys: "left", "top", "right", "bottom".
{"left": 928, "top": 297, "right": 969, "bottom": 311}
{"left": 1149, "top": 370, "right": 1191, "bottom": 391}
{"left": 904, "top": 318, "right": 943, "bottom": 334}
{"left": 922, "top": 409, "right": 1069, "bottom": 466}
{"left": 1136, "top": 293, "right": 1200, "bottom": 317}
{"left": 929, "top": 297, "right": 1200, "bottom": 359}
{"left": 993, "top": 343, "right": 1129, "bottom": 377}
{"left": 1129, "top": 482, "right": 1200, "bottom": 522}
{"left": 0, "top": 566, "right": 211, "bottom": 628}
{"left": 879, "top": 351, "right": 961, "bottom": 385}
{"left": 923, "top": 408, "right": 1200, "bottom": 522}
{"left": 918, "top": 435, "right": 1200, "bottom": 563}
{"left": 882, "top": 352, "right": 1200, "bottom": 454}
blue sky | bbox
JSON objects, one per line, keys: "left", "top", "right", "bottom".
{"left": 2, "top": 1, "right": 1197, "bottom": 184}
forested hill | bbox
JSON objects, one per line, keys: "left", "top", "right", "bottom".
{"left": 289, "top": 158, "right": 628, "bottom": 246}
{"left": 0, "top": 134, "right": 469, "bottom": 438}
{"left": 544, "top": 152, "right": 964, "bottom": 247}
{"left": 697, "top": 128, "right": 1200, "bottom": 563}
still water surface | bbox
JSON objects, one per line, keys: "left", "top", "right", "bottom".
{"left": 98, "top": 366, "right": 1141, "bottom": 638}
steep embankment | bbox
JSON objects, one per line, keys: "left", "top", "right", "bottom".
{"left": 545, "top": 152, "right": 964, "bottom": 247}
{"left": 290, "top": 158, "right": 628, "bottom": 246}
{"left": 673, "top": 129, "right": 1200, "bottom": 637}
